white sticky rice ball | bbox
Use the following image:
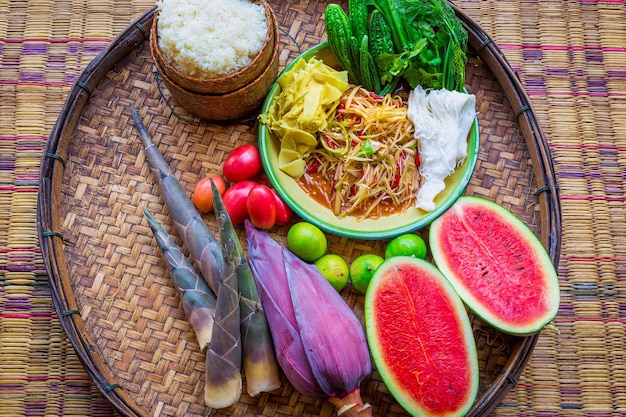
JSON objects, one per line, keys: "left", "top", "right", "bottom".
{"left": 156, "top": 0, "right": 268, "bottom": 79}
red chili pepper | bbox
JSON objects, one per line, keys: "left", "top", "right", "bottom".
{"left": 306, "top": 160, "right": 320, "bottom": 174}
{"left": 322, "top": 134, "right": 337, "bottom": 149}
{"left": 391, "top": 173, "right": 400, "bottom": 189}
{"left": 391, "top": 150, "right": 408, "bottom": 189}
{"left": 415, "top": 152, "right": 420, "bottom": 167}
{"left": 369, "top": 92, "right": 384, "bottom": 103}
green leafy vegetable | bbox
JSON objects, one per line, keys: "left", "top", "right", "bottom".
{"left": 324, "top": 0, "right": 468, "bottom": 93}
{"left": 374, "top": 0, "right": 468, "bottom": 91}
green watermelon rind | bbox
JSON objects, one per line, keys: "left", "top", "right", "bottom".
{"left": 364, "top": 256, "right": 479, "bottom": 417}
{"left": 429, "top": 195, "right": 560, "bottom": 335}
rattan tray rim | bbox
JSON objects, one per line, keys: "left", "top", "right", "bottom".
{"left": 37, "top": 4, "right": 561, "bottom": 417}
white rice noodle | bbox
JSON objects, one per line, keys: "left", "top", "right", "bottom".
{"left": 407, "top": 86, "right": 477, "bottom": 212}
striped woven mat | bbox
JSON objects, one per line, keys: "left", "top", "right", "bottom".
{"left": 1, "top": 0, "right": 625, "bottom": 416}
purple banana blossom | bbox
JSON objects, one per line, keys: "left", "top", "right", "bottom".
{"left": 245, "top": 221, "right": 324, "bottom": 398}
{"left": 245, "top": 221, "right": 372, "bottom": 416}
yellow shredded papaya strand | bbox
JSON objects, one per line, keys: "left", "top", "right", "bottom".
{"left": 309, "top": 86, "right": 418, "bottom": 220}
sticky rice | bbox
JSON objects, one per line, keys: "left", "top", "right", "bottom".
{"left": 156, "top": 0, "right": 268, "bottom": 79}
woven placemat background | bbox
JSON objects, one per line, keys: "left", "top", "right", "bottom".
{"left": 1, "top": 0, "right": 625, "bottom": 416}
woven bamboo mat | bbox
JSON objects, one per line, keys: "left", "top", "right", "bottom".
{"left": 1, "top": 0, "right": 625, "bottom": 416}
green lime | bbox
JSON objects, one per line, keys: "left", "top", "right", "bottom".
{"left": 349, "top": 254, "right": 384, "bottom": 294}
{"left": 287, "top": 222, "right": 328, "bottom": 262}
{"left": 315, "top": 254, "right": 350, "bottom": 291}
{"left": 385, "top": 233, "right": 428, "bottom": 259}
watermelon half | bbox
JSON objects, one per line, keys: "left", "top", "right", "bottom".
{"left": 429, "top": 196, "right": 560, "bottom": 335}
{"left": 365, "top": 256, "right": 479, "bottom": 417}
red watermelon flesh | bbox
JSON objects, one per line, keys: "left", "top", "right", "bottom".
{"left": 429, "top": 196, "right": 560, "bottom": 335}
{"left": 365, "top": 256, "right": 478, "bottom": 417}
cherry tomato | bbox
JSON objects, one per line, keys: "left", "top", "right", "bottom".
{"left": 246, "top": 185, "right": 277, "bottom": 229}
{"left": 192, "top": 175, "right": 226, "bottom": 213}
{"left": 223, "top": 144, "right": 263, "bottom": 183}
{"left": 222, "top": 180, "right": 258, "bottom": 224}
{"left": 271, "top": 189, "right": 293, "bottom": 226}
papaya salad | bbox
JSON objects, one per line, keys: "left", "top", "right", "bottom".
{"left": 305, "top": 86, "right": 418, "bottom": 219}
{"left": 260, "top": 0, "right": 477, "bottom": 222}
{"left": 260, "top": 55, "right": 476, "bottom": 221}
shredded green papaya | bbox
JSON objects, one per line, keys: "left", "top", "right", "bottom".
{"left": 303, "top": 86, "right": 418, "bottom": 220}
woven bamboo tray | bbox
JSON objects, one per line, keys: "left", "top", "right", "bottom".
{"left": 37, "top": 2, "right": 561, "bottom": 417}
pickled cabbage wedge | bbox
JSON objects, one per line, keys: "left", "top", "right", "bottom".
{"left": 260, "top": 57, "right": 349, "bottom": 179}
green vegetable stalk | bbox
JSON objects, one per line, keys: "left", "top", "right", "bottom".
{"left": 373, "top": 0, "right": 469, "bottom": 92}
{"left": 210, "top": 180, "right": 281, "bottom": 396}
{"left": 371, "top": 0, "right": 410, "bottom": 48}
{"left": 143, "top": 207, "right": 216, "bottom": 351}
{"left": 205, "top": 232, "right": 242, "bottom": 409}
{"left": 131, "top": 104, "right": 223, "bottom": 294}
{"left": 131, "top": 105, "right": 281, "bottom": 398}
{"left": 324, "top": 0, "right": 469, "bottom": 93}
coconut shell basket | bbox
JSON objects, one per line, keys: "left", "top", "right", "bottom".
{"left": 37, "top": 1, "right": 561, "bottom": 416}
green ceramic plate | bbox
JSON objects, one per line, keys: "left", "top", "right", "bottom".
{"left": 258, "top": 42, "right": 479, "bottom": 240}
